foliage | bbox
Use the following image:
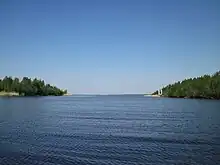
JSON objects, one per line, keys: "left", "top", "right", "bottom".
{"left": 0, "top": 76, "right": 67, "bottom": 96}
{"left": 153, "top": 71, "right": 220, "bottom": 99}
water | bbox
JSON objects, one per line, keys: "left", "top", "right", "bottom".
{"left": 0, "top": 95, "right": 220, "bottom": 165}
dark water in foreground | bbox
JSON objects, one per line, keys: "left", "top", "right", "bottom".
{"left": 0, "top": 96, "right": 220, "bottom": 165}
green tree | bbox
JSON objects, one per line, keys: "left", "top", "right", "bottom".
{"left": 0, "top": 76, "right": 67, "bottom": 96}
{"left": 0, "top": 79, "right": 2, "bottom": 91}
{"left": 2, "top": 76, "right": 13, "bottom": 92}
{"left": 153, "top": 71, "right": 220, "bottom": 99}
{"left": 12, "top": 77, "right": 20, "bottom": 92}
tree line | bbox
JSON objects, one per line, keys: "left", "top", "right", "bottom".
{"left": 0, "top": 76, "right": 67, "bottom": 96}
{"left": 153, "top": 71, "right": 220, "bottom": 99}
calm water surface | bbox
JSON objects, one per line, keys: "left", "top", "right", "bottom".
{"left": 0, "top": 95, "right": 220, "bottom": 165}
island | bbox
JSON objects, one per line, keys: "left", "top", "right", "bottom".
{"left": 152, "top": 71, "right": 220, "bottom": 99}
{"left": 0, "top": 76, "right": 67, "bottom": 96}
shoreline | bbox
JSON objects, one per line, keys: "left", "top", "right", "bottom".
{"left": 63, "top": 93, "right": 72, "bottom": 96}
{"left": 144, "top": 94, "right": 161, "bottom": 97}
{"left": 0, "top": 92, "right": 19, "bottom": 96}
{"left": 144, "top": 94, "right": 219, "bottom": 100}
{"left": 0, "top": 91, "right": 71, "bottom": 97}
{"left": 165, "top": 96, "right": 219, "bottom": 100}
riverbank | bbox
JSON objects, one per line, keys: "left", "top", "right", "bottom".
{"left": 63, "top": 93, "right": 72, "bottom": 96}
{"left": 0, "top": 91, "right": 19, "bottom": 96}
{"left": 0, "top": 91, "right": 72, "bottom": 97}
{"left": 145, "top": 94, "right": 219, "bottom": 100}
{"left": 144, "top": 94, "right": 161, "bottom": 97}
{"left": 152, "top": 71, "right": 220, "bottom": 100}
{"left": 166, "top": 95, "right": 219, "bottom": 100}
{"left": 0, "top": 76, "right": 67, "bottom": 96}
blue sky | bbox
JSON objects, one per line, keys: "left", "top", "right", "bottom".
{"left": 0, "top": 0, "right": 220, "bottom": 94}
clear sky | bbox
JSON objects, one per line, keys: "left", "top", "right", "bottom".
{"left": 0, "top": 0, "right": 220, "bottom": 94}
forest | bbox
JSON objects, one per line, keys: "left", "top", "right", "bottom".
{"left": 0, "top": 76, "right": 67, "bottom": 96}
{"left": 153, "top": 71, "right": 220, "bottom": 99}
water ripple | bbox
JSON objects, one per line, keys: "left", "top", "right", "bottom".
{"left": 0, "top": 96, "right": 220, "bottom": 165}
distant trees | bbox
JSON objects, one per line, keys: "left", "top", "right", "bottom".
{"left": 0, "top": 76, "right": 67, "bottom": 96}
{"left": 153, "top": 71, "right": 220, "bottom": 99}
